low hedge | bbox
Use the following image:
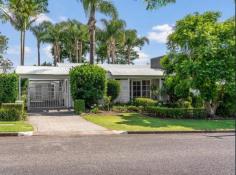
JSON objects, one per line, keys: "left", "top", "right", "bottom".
{"left": 74, "top": 99, "right": 85, "bottom": 114}
{"left": 0, "top": 108, "right": 21, "bottom": 121}
{"left": 0, "top": 102, "right": 25, "bottom": 120}
{"left": 144, "top": 106, "right": 207, "bottom": 119}
{"left": 134, "top": 98, "right": 157, "bottom": 107}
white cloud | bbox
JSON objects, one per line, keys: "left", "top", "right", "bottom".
{"left": 42, "top": 44, "right": 53, "bottom": 59}
{"left": 35, "top": 14, "right": 53, "bottom": 25}
{"left": 7, "top": 45, "right": 31, "bottom": 55}
{"left": 133, "top": 47, "right": 150, "bottom": 65}
{"left": 148, "top": 24, "right": 174, "bottom": 43}
{"left": 58, "top": 16, "right": 68, "bottom": 22}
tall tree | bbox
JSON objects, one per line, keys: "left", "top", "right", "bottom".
{"left": 123, "top": 29, "right": 149, "bottom": 64}
{"left": 0, "top": 0, "right": 48, "bottom": 65}
{"left": 162, "top": 12, "right": 235, "bottom": 117}
{"left": 144, "top": 0, "right": 175, "bottom": 10}
{"left": 99, "top": 18, "right": 126, "bottom": 64}
{"left": 62, "top": 20, "right": 88, "bottom": 63}
{"left": 42, "top": 22, "right": 64, "bottom": 65}
{"left": 30, "top": 21, "right": 49, "bottom": 66}
{"left": 78, "top": 0, "right": 118, "bottom": 64}
{"left": 0, "top": 32, "right": 8, "bottom": 58}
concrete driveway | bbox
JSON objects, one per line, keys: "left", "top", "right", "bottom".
{"left": 28, "top": 111, "right": 113, "bottom": 136}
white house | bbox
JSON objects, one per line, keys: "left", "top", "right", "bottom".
{"left": 16, "top": 63, "right": 164, "bottom": 110}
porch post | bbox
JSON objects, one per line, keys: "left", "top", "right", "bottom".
{"left": 18, "top": 76, "right": 21, "bottom": 100}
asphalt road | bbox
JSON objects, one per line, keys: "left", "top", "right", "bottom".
{"left": 0, "top": 133, "right": 235, "bottom": 175}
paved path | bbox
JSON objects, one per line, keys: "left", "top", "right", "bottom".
{"left": 0, "top": 133, "right": 234, "bottom": 175}
{"left": 28, "top": 111, "right": 113, "bottom": 136}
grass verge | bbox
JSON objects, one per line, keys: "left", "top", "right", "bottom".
{"left": 84, "top": 113, "right": 235, "bottom": 131}
{"left": 0, "top": 121, "right": 33, "bottom": 133}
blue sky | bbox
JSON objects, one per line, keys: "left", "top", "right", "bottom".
{"left": 1, "top": 0, "right": 235, "bottom": 66}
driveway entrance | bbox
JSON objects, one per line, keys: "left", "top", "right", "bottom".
{"left": 29, "top": 111, "right": 112, "bottom": 136}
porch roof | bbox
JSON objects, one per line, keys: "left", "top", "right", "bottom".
{"left": 16, "top": 63, "right": 164, "bottom": 77}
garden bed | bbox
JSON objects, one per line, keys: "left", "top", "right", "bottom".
{"left": 84, "top": 112, "right": 235, "bottom": 131}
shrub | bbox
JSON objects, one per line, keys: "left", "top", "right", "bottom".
{"left": 91, "top": 106, "right": 99, "bottom": 114}
{"left": 107, "top": 79, "right": 120, "bottom": 101}
{"left": 0, "top": 73, "right": 18, "bottom": 103}
{"left": 127, "top": 105, "right": 140, "bottom": 112}
{"left": 70, "top": 64, "right": 106, "bottom": 108}
{"left": 144, "top": 106, "right": 206, "bottom": 119}
{"left": 0, "top": 108, "right": 21, "bottom": 121}
{"left": 74, "top": 99, "right": 85, "bottom": 115}
{"left": 103, "top": 96, "right": 112, "bottom": 111}
{"left": 112, "top": 105, "right": 128, "bottom": 113}
{"left": 134, "top": 98, "right": 157, "bottom": 107}
{"left": 1, "top": 102, "right": 25, "bottom": 120}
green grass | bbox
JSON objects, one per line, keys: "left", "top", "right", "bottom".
{"left": 0, "top": 121, "right": 33, "bottom": 133}
{"left": 84, "top": 113, "right": 235, "bottom": 131}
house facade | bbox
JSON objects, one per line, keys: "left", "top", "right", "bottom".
{"left": 16, "top": 63, "right": 164, "bottom": 111}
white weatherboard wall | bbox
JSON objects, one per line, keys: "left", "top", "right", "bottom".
{"left": 115, "top": 79, "right": 130, "bottom": 103}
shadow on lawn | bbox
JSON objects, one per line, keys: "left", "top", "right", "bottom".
{"left": 116, "top": 113, "right": 235, "bottom": 130}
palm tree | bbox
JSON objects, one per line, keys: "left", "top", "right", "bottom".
{"left": 30, "top": 21, "right": 49, "bottom": 66}
{"left": 78, "top": 0, "right": 118, "bottom": 64}
{"left": 144, "top": 0, "right": 175, "bottom": 10}
{"left": 63, "top": 20, "right": 88, "bottom": 63}
{"left": 0, "top": 0, "right": 48, "bottom": 65}
{"left": 99, "top": 18, "right": 126, "bottom": 64}
{"left": 123, "top": 30, "right": 149, "bottom": 64}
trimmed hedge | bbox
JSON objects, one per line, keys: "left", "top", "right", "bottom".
{"left": 74, "top": 99, "right": 85, "bottom": 114}
{"left": 144, "top": 106, "right": 207, "bottom": 119}
{"left": 70, "top": 64, "right": 106, "bottom": 107}
{"left": 107, "top": 79, "right": 120, "bottom": 101}
{"left": 1, "top": 102, "right": 25, "bottom": 120}
{"left": 0, "top": 108, "right": 21, "bottom": 121}
{"left": 134, "top": 98, "right": 157, "bottom": 107}
{"left": 0, "top": 73, "right": 18, "bottom": 103}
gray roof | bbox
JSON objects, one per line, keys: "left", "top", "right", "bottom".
{"left": 16, "top": 63, "right": 164, "bottom": 77}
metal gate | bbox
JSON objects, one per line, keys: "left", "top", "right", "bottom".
{"left": 28, "top": 80, "right": 66, "bottom": 109}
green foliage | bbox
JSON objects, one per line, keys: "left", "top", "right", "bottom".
{"left": 0, "top": 32, "right": 8, "bottom": 56}
{"left": 144, "top": 106, "right": 207, "bottom": 119}
{"left": 91, "top": 106, "right": 99, "bottom": 114}
{"left": 0, "top": 108, "right": 21, "bottom": 121}
{"left": 144, "top": 0, "right": 176, "bottom": 10}
{"left": 162, "top": 12, "right": 235, "bottom": 116}
{"left": 70, "top": 64, "right": 106, "bottom": 107}
{"left": 0, "top": 73, "right": 18, "bottom": 103}
{"left": 112, "top": 105, "right": 128, "bottom": 113}
{"left": 107, "top": 79, "right": 120, "bottom": 101}
{"left": 127, "top": 105, "right": 140, "bottom": 112}
{"left": 134, "top": 98, "right": 157, "bottom": 107}
{"left": 103, "top": 96, "right": 112, "bottom": 111}
{"left": 74, "top": 99, "right": 85, "bottom": 114}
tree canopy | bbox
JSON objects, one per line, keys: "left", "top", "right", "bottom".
{"left": 161, "top": 11, "right": 235, "bottom": 117}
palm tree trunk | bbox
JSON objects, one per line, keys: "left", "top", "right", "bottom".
{"left": 22, "top": 30, "right": 26, "bottom": 65}
{"left": 20, "top": 31, "right": 23, "bottom": 65}
{"left": 75, "top": 40, "right": 79, "bottom": 63}
{"left": 88, "top": 8, "right": 96, "bottom": 65}
{"left": 79, "top": 41, "right": 83, "bottom": 63}
{"left": 37, "top": 41, "right": 41, "bottom": 66}
{"left": 111, "top": 40, "right": 116, "bottom": 64}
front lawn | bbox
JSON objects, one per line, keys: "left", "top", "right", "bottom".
{"left": 0, "top": 121, "right": 33, "bottom": 133}
{"left": 84, "top": 113, "right": 235, "bottom": 131}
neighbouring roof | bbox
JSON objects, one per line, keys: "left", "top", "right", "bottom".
{"left": 150, "top": 56, "right": 164, "bottom": 69}
{"left": 16, "top": 63, "right": 164, "bottom": 77}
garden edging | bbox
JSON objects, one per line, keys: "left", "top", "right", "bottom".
{"left": 126, "top": 130, "right": 235, "bottom": 134}
{"left": 0, "top": 131, "right": 33, "bottom": 137}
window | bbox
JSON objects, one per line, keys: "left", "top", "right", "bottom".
{"left": 132, "top": 80, "right": 151, "bottom": 99}
{"left": 142, "top": 80, "right": 150, "bottom": 98}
